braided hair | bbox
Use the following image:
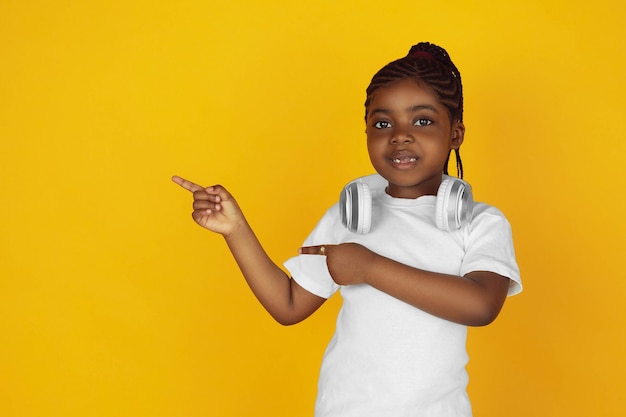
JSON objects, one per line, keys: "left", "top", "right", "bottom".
{"left": 365, "top": 42, "right": 465, "bottom": 178}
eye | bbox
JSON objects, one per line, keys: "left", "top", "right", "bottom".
{"left": 414, "top": 118, "right": 432, "bottom": 127}
{"left": 373, "top": 120, "right": 392, "bottom": 129}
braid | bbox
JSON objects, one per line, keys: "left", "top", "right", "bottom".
{"left": 443, "top": 149, "right": 464, "bottom": 178}
{"left": 365, "top": 42, "right": 465, "bottom": 178}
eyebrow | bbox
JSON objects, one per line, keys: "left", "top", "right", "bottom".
{"left": 368, "top": 104, "right": 440, "bottom": 117}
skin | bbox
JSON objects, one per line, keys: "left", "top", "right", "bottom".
{"left": 171, "top": 176, "right": 326, "bottom": 326}
{"left": 173, "top": 79, "right": 510, "bottom": 327}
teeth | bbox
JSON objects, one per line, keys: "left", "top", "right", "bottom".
{"left": 392, "top": 158, "right": 417, "bottom": 163}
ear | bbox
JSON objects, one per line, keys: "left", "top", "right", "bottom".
{"left": 451, "top": 120, "right": 465, "bottom": 149}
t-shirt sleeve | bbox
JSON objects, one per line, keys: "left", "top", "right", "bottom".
{"left": 283, "top": 205, "right": 341, "bottom": 299}
{"left": 461, "top": 204, "right": 523, "bottom": 296}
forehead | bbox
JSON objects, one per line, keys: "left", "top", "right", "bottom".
{"left": 367, "top": 79, "right": 445, "bottom": 115}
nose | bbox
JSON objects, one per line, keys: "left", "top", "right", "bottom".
{"left": 390, "top": 129, "right": 414, "bottom": 145}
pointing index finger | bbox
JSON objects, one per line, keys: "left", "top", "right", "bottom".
{"left": 171, "top": 175, "right": 204, "bottom": 193}
{"left": 299, "top": 245, "right": 334, "bottom": 256}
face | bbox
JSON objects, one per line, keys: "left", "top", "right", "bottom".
{"left": 365, "top": 79, "right": 464, "bottom": 199}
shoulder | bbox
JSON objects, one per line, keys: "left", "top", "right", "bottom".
{"left": 464, "top": 201, "right": 522, "bottom": 296}
{"left": 465, "top": 201, "right": 516, "bottom": 247}
{"left": 471, "top": 201, "right": 507, "bottom": 218}
{"left": 469, "top": 201, "right": 512, "bottom": 230}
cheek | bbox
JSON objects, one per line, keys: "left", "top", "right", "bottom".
{"left": 366, "top": 129, "right": 385, "bottom": 144}
{"left": 365, "top": 137, "right": 378, "bottom": 155}
{"left": 365, "top": 136, "right": 381, "bottom": 155}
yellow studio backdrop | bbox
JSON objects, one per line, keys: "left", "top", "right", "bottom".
{"left": 1, "top": 1, "right": 625, "bottom": 416}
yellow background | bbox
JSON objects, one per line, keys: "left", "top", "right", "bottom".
{"left": 1, "top": 1, "right": 625, "bottom": 416}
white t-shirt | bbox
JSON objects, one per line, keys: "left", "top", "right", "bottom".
{"left": 284, "top": 175, "right": 522, "bottom": 417}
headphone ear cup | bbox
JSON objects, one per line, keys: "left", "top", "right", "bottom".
{"left": 340, "top": 181, "right": 372, "bottom": 234}
{"left": 435, "top": 177, "right": 474, "bottom": 231}
{"left": 356, "top": 183, "right": 372, "bottom": 234}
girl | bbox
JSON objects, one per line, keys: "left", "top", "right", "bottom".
{"left": 173, "top": 42, "right": 522, "bottom": 417}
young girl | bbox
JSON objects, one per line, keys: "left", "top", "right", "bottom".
{"left": 173, "top": 42, "right": 522, "bottom": 417}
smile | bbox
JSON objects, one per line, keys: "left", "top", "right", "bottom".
{"left": 392, "top": 157, "right": 417, "bottom": 163}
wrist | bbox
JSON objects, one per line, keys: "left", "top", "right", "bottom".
{"left": 223, "top": 217, "right": 250, "bottom": 243}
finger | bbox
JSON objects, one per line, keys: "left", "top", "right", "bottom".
{"left": 299, "top": 245, "right": 335, "bottom": 256}
{"left": 203, "top": 184, "right": 227, "bottom": 196}
{"left": 172, "top": 175, "right": 204, "bottom": 193}
{"left": 193, "top": 199, "right": 221, "bottom": 212}
{"left": 192, "top": 189, "right": 217, "bottom": 201}
{"left": 193, "top": 186, "right": 227, "bottom": 207}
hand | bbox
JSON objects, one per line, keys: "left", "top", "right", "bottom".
{"left": 299, "top": 243, "right": 378, "bottom": 286}
{"left": 172, "top": 175, "right": 245, "bottom": 237}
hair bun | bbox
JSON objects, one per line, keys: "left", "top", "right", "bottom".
{"left": 411, "top": 51, "right": 435, "bottom": 60}
{"left": 407, "top": 42, "right": 450, "bottom": 65}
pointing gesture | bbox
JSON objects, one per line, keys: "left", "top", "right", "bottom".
{"left": 172, "top": 175, "right": 245, "bottom": 237}
{"left": 299, "top": 243, "right": 378, "bottom": 286}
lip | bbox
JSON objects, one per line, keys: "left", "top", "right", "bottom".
{"left": 389, "top": 150, "right": 419, "bottom": 167}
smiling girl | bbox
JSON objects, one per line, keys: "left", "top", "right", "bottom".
{"left": 173, "top": 42, "right": 522, "bottom": 417}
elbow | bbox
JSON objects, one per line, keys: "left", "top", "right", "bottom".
{"left": 465, "top": 303, "right": 504, "bottom": 327}
{"left": 467, "top": 312, "right": 498, "bottom": 327}
{"left": 270, "top": 311, "right": 306, "bottom": 327}
{"left": 462, "top": 273, "right": 510, "bottom": 326}
{"left": 274, "top": 317, "right": 300, "bottom": 326}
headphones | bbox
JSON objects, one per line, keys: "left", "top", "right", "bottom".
{"left": 339, "top": 175, "right": 474, "bottom": 234}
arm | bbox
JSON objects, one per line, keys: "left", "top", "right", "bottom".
{"left": 300, "top": 243, "right": 510, "bottom": 326}
{"left": 172, "top": 176, "right": 325, "bottom": 325}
